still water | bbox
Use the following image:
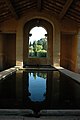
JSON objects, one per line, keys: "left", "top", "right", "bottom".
{"left": 28, "top": 72, "right": 46, "bottom": 102}
{"left": 0, "top": 70, "right": 80, "bottom": 113}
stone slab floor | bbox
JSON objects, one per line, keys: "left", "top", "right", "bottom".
{"left": 0, "top": 116, "right": 80, "bottom": 120}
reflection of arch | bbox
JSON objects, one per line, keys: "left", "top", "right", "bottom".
{"left": 23, "top": 18, "right": 53, "bottom": 66}
{"left": 28, "top": 72, "right": 46, "bottom": 102}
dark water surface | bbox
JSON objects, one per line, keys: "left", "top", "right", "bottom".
{"left": 0, "top": 69, "right": 80, "bottom": 113}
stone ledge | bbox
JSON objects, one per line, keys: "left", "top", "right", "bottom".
{"left": 0, "top": 67, "right": 17, "bottom": 80}
{"left": 39, "top": 109, "right": 80, "bottom": 116}
{"left": 55, "top": 66, "right": 80, "bottom": 83}
{"left": 0, "top": 109, "right": 34, "bottom": 116}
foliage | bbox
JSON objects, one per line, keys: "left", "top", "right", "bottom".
{"left": 29, "top": 38, "right": 47, "bottom": 57}
{"left": 37, "top": 50, "right": 47, "bottom": 57}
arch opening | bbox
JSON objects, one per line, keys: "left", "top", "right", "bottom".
{"left": 29, "top": 26, "right": 48, "bottom": 58}
{"left": 23, "top": 18, "right": 53, "bottom": 66}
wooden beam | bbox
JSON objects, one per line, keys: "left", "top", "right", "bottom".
{"left": 4, "top": 0, "right": 18, "bottom": 19}
{"left": 59, "top": 0, "right": 73, "bottom": 20}
{"left": 37, "top": 0, "right": 42, "bottom": 11}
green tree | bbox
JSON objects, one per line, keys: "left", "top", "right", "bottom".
{"left": 29, "top": 41, "right": 32, "bottom": 47}
{"left": 33, "top": 40, "right": 37, "bottom": 56}
{"left": 42, "top": 39, "right": 47, "bottom": 50}
{"left": 37, "top": 38, "right": 47, "bottom": 50}
{"left": 36, "top": 45, "right": 42, "bottom": 51}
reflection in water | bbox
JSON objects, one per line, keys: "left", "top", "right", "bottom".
{"left": 28, "top": 72, "right": 46, "bottom": 102}
{"left": 0, "top": 70, "right": 80, "bottom": 113}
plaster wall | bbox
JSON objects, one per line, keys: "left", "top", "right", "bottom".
{"left": 60, "top": 18, "right": 78, "bottom": 72}
{"left": 0, "top": 33, "right": 16, "bottom": 70}
{"left": 0, "top": 10, "right": 79, "bottom": 72}
{"left": 0, "top": 19, "right": 17, "bottom": 33}
{"left": 3, "top": 34, "right": 16, "bottom": 68}
{"left": 15, "top": 11, "right": 60, "bottom": 67}
{"left": 60, "top": 33, "right": 77, "bottom": 72}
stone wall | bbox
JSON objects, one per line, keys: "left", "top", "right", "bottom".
{"left": 0, "top": 33, "right": 16, "bottom": 70}
{"left": 0, "top": 10, "right": 79, "bottom": 72}
{"left": 60, "top": 32, "right": 77, "bottom": 72}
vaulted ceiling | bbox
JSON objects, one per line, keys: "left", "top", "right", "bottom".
{"left": 0, "top": 0, "right": 80, "bottom": 24}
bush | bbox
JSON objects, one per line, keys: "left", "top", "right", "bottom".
{"left": 37, "top": 50, "right": 47, "bottom": 57}
{"left": 29, "top": 50, "right": 47, "bottom": 57}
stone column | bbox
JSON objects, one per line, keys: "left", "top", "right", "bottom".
{"left": 0, "top": 34, "right": 4, "bottom": 70}
{"left": 53, "top": 27, "right": 60, "bottom": 67}
{"left": 16, "top": 23, "right": 23, "bottom": 67}
{"left": 77, "top": 29, "right": 80, "bottom": 73}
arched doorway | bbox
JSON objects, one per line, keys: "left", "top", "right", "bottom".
{"left": 29, "top": 26, "right": 47, "bottom": 58}
{"left": 23, "top": 19, "right": 53, "bottom": 66}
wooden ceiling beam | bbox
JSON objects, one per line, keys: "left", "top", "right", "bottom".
{"left": 4, "top": 0, "right": 18, "bottom": 19}
{"left": 37, "top": 0, "right": 42, "bottom": 11}
{"left": 59, "top": 0, "right": 73, "bottom": 20}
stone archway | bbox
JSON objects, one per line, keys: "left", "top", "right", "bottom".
{"left": 23, "top": 18, "right": 53, "bottom": 66}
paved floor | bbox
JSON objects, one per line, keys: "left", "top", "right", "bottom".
{"left": 0, "top": 116, "right": 80, "bottom": 120}
{"left": 0, "top": 109, "right": 80, "bottom": 120}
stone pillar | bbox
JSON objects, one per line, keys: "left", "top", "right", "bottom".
{"left": 77, "top": 29, "right": 80, "bottom": 73}
{"left": 16, "top": 23, "right": 23, "bottom": 67}
{"left": 53, "top": 27, "right": 60, "bottom": 67}
{"left": 0, "top": 34, "right": 4, "bottom": 70}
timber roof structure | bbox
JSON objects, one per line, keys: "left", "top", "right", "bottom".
{"left": 0, "top": 0, "right": 80, "bottom": 24}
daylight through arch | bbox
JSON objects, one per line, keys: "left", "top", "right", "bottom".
{"left": 29, "top": 26, "right": 48, "bottom": 58}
